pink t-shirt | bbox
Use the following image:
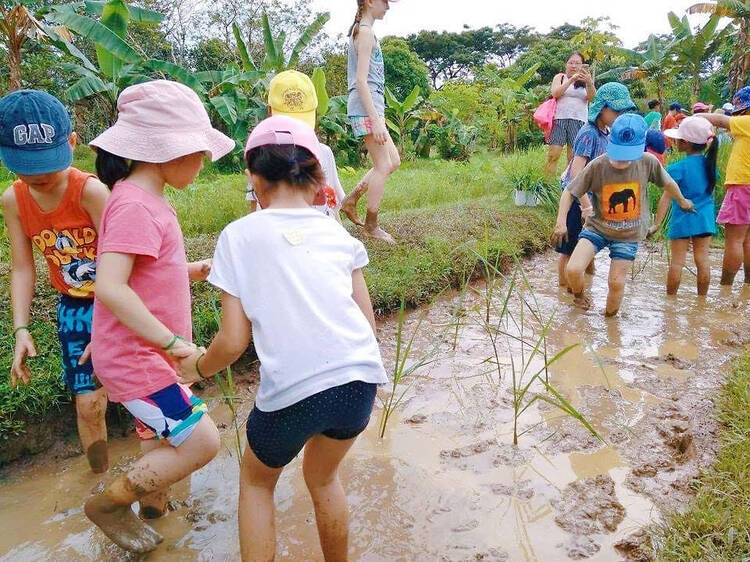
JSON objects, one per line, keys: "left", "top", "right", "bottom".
{"left": 91, "top": 181, "right": 192, "bottom": 402}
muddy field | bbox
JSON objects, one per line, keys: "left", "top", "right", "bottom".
{"left": 1, "top": 247, "right": 748, "bottom": 561}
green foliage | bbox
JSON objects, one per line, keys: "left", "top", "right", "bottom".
{"left": 384, "top": 84, "right": 423, "bottom": 156}
{"left": 381, "top": 37, "right": 429, "bottom": 101}
{"left": 512, "top": 37, "right": 572, "bottom": 86}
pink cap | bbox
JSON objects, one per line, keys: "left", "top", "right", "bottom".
{"left": 692, "top": 102, "right": 710, "bottom": 112}
{"left": 664, "top": 116, "right": 715, "bottom": 144}
{"left": 90, "top": 80, "right": 234, "bottom": 162}
{"left": 244, "top": 115, "right": 322, "bottom": 163}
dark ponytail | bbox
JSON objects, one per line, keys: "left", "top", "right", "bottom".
{"left": 703, "top": 138, "right": 718, "bottom": 194}
{"left": 245, "top": 145, "right": 324, "bottom": 190}
{"left": 348, "top": 0, "right": 366, "bottom": 38}
{"left": 95, "top": 148, "right": 134, "bottom": 189}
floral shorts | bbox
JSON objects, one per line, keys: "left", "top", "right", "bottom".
{"left": 349, "top": 115, "right": 383, "bottom": 138}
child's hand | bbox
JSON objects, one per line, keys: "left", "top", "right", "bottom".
{"left": 176, "top": 349, "right": 207, "bottom": 385}
{"left": 581, "top": 205, "right": 594, "bottom": 220}
{"left": 647, "top": 225, "right": 660, "bottom": 238}
{"left": 188, "top": 259, "right": 212, "bottom": 282}
{"left": 551, "top": 222, "right": 568, "bottom": 247}
{"left": 163, "top": 336, "right": 199, "bottom": 361}
{"left": 11, "top": 331, "right": 37, "bottom": 388}
{"left": 678, "top": 198, "right": 696, "bottom": 213}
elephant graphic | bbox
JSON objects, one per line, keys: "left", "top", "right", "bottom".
{"left": 608, "top": 188, "right": 637, "bottom": 214}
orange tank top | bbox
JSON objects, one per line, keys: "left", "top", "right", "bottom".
{"left": 13, "top": 167, "right": 98, "bottom": 298}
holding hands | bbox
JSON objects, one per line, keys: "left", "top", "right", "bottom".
{"left": 188, "top": 259, "right": 212, "bottom": 282}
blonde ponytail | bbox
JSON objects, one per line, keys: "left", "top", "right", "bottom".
{"left": 348, "top": 0, "right": 366, "bottom": 38}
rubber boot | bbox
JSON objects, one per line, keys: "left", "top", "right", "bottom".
{"left": 363, "top": 210, "right": 395, "bottom": 244}
{"left": 340, "top": 182, "right": 368, "bottom": 226}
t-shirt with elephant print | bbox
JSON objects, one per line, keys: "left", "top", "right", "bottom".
{"left": 567, "top": 152, "right": 673, "bottom": 242}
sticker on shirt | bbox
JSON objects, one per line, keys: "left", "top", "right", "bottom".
{"left": 602, "top": 182, "right": 640, "bottom": 222}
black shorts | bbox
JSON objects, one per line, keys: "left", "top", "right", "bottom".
{"left": 555, "top": 196, "right": 583, "bottom": 256}
{"left": 247, "top": 380, "right": 377, "bottom": 468}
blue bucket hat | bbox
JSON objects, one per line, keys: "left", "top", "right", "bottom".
{"left": 588, "top": 82, "right": 637, "bottom": 123}
{"left": 645, "top": 129, "right": 666, "bottom": 155}
{"left": 607, "top": 113, "right": 648, "bottom": 162}
{"left": 0, "top": 90, "right": 73, "bottom": 175}
{"left": 731, "top": 85, "right": 750, "bottom": 115}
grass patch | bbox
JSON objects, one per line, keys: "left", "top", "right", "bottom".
{"left": 654, "top": 349, "right": 750, "bottom": 560}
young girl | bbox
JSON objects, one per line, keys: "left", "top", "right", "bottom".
{"left": 696, "top": 85, "right": 750, "bottom": 287}
{"left": 650, "top": 117, "right": 718, "bottom": 295}
{"left": 555, "top": 82, "right": 637, "bottom": 287}
{"left": 83, "top": 80, "right": 234, "bottom": 553}
{"left": 177, "top": 115, "right": 388, "bottom": 561}
{"left": 339, "top": 0, "right": 400, "bottom": 243}
{"left": 0, "top": 89, "right": 110, "bottom": 474}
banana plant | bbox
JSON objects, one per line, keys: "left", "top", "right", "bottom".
{"left": 385, "top": 85, "right": 424, "bottom": 156}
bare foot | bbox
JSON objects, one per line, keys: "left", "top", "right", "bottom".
{"left": 340, "top": 183, "right": 367, "bottom": 226}
{"left": 86, "top": 440, "right": 109, "bottom": 474}
{"left": 604, "top": 308, "right": 619, "bottom": 317}
{"left": 85, "top": 494, "right": 163, "bottom": 553}
{"left": 363, "top": 225, "right": 395, "bottom": 244}
{"left": 572, "top": 293, "right": 591, "bottom": 310}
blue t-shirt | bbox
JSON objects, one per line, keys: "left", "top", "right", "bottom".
{"left": 561, "top": 123, "right": 609, "bottom": 189}
{"left": 665, "top": 155, "right": 716, "bottom": 239}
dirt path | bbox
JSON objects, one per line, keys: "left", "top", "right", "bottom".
{"left": 1, "top": 247, "right": 748, "bottom": 561}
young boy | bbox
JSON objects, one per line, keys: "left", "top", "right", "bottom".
{"left": 552, "top": 114, "right": 695, "bottom": 316}
{"left": 644, "top": 99, "right": 662, "bottom": 130}
{"left": 1, "top": 90, "right": 111, "bottom": 472}
{"left": 247, "top": 69, "right": 345, "bottom": 222}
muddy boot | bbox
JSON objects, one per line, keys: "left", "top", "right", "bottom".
{"left": 363, "top": 210, "right": 395, "bottom": 244}
{"left": 86, "top": 440, "right": 109, "bottom": 474}
{"left": 720, "top": 267, "right": 736, "bottom": 286}
{"left": 340, "top": 182, "right": 368, "bottom": 226}
{"left": 85, "top": 488, "right": 163, "bottom": 553}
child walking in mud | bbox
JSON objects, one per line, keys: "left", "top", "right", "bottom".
{"left": 177, "top": 115, "right": 388, "bottom": 561}
{"left": 555, "top": 82, "right": 637, "bottom": 287}
{"left": 0, "top": 90, "right": 111, "bottom": 474}
{"left": 83, "top": 80, "right": 234, "bottom": 553}
{"left": 694, "top": 85, "right": 750, "bottom": 287}
{"left": 650, "top": 117, "right": 718, "bottom": 295}
{"left": 552, "top": 114, "right": 695, "bottom": 316}
{"left": 339, "top": 0, "right": 401, "bottom": 243}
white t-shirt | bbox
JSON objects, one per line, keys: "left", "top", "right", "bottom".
{"left": 208, "top": 208, "right": 388, "bottom": 411}
{"left": 246, "top": 142, "right": 345, "bottom": 219}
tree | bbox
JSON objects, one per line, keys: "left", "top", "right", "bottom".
{"left": 688, "top": 1, "right": 750, "bottom": 91}
{"left": 381, "top": 37, "right": 429, "bottom": 100}
{"left": 511, "top": 37, "right": 571, "bottom": 86}
{"left": 668, "top": 12, "right": 729, "bottom": 101}
{"left": 546, "top": 23, "right": 583, "bottom": 41}
{"left": 190, "top": 37, "right": 234, "bottom": 71}
{"left": 571, "top": 16, "right": 625, "bottom": 79}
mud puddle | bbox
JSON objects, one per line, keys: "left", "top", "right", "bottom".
{"left": 1, "top": 247, "right": 748, "bottom": 561}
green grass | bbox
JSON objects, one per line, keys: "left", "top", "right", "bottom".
{"left": 654, "top": 350, "right": 750, "bottom": 561}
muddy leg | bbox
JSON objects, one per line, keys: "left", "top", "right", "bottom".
{"left": 138, "top": 440, "right": 171, "bottom": 519}
{"left": 693, "top": 236, "right": 712, "bottom": 296}
{"left": 85, "top": 416, "right": 220, "bottom": 553}
{"left": 667, "top": 239, "right": 688, "bottom": 295}
{"left": 359, "top": 129, "right": 399, "bottom": 243}
{"left": 605, "top": 260, "right": 630, "bottom": 317}
{"left": 545, "top": 144, "right": 563, "bottom": 177}
{"left": 558, "top": 254, "right": 570, "bottom": 287}
{"left": 303, "top": 434, "right": 358, "bottom": 561}
{"left": 720, "top": 224, "right": 749, "bottom": 285}
{"left": 566, "top": 239, "right": 596, "bottom": 309}
{"left": 76, "top": 387, "right": 109, "bottom": 473}
{"left": 339, "top": 175, "right": 370, "bottom": 226}
{"left": 238, "top": 445, "right": 283, "bottom": 561}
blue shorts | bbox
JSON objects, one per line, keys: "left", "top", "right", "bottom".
{"left": 579, "top": 229, "right": 638, "bottom": 261}
{"left": 247, "top": 380, "right": 377, "bottom": 468}
{"left": 556, "top": 197, "right": 583, "bottom": 256}
{"left": 56, "top": 294, "right": 98, "bottom": 395}
{"left": 123, "top": 383, "right": 207, "bottom": 447}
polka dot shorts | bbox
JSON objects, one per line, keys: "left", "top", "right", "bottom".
{"left": 246, "top": 380, "right": 377, "bottom": 468}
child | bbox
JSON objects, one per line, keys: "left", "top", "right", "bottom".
{"left": 339, "top": 0, "right": 401, "bottom": 243}
{"left": 555, "top": 82, "right": 637, "bottom": 287}
{"left": 553, "top": 114, "right": 695, "bottom": 316}
{"left": 644, "top": 99, "right": 662, "bottom": 130}
{"left": 176, "top": 115, "right": 388, "bottom": 561}
{"left": 645, "top": 129, "right": 667, "bottom": 165}
{"left": 247, "top": 70, "right": 345, "bottom": 222}
{"left": 83, "top": 80, "right": 234, "bottom": 553}
{"left": 695, "top": 85, "right": 750, "bottom": 286}
{"left": 0, "top": 90, "right": 111, "bottom": 473}
{"left": 650, "top": 117, "right": 717, "bottom": 295}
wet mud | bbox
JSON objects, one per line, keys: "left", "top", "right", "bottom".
{"left": 1, "top": 246, "right": 748, "bottom": 561}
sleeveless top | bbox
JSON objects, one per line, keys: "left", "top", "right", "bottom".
{"left": 347, "top": 23, "right": 385, "bottom": 117}
{"left": 13, "top": 167, "right": 98, "bottom": 298}
{"left": 554, "top": 74, "right": 588, "bottom": 122}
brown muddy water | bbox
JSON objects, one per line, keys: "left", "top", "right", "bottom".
{"left": 1, "top": 247, "right": 748, "bottom": 561}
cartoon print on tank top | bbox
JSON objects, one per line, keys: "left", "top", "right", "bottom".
{"left": 34, "top": 227, "right": 97, "bottom": 296}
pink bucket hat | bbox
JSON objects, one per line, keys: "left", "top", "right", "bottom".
{"left": 90, "top": 80, "right": 234, "bottom": 162}
{"left": 664, "top": 116, "right": 715, "bottom": 144}
{"left": 244, "top": 115, "right": 322, "bottom": 163}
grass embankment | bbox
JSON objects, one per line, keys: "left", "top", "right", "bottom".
{"left": 655, "top": 350, "right": 750, "bottom": 561}
{"left": 0, "top": 148, "right": 552, "bottom": 457}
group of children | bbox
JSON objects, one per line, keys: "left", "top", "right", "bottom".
{"left": 553, "top": 83, "right": 750, "bottom": 315}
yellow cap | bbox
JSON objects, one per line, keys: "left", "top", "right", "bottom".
{"left": 268, "top": 70, "right": 318, "bottom": 129}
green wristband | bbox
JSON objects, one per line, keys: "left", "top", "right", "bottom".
{"left": 162, "top": 334, "right": 184, "bottom": 351}
{"left": 13, "top": 326, "right": 30, "bottom": 336}
{"left": 195, "top": 353, "right": 208, "bottom": 380}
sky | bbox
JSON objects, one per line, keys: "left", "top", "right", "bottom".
{"left": 309, "top": 0, "right": 714, "bottom": 48}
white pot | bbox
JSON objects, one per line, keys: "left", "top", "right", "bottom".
{"left": 525, "top": 193, "right": 539, "bottom": 207}
{"left": 513, "top": 190, "right": 527, "bottom": 206}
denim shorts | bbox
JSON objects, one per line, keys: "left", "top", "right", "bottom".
{"left": 247, "top": 380, "right": 377, "bottom": 468}
{"left": 579, "top": 228, "right": 638, "bottom": 261}
{"left": 57, "top": 294, "right": 98, "bottom": 394}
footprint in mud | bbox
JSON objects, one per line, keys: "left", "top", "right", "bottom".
{"left": 614, "top": 530, "right": 654, "bottom": 562}
{"left": 538, "top": 416, "right": 603, "bottom": 454}
{"left": 553, "top": 474, "right": 625, "bottom": 536}
{"left": 558, "top": 535, "right": 601, "bottom": 560}
{"left": 488, "top": 480, "right": 535, "bottom": 500}
{"left": 660, "top": 353, "right": 692, "bottom": 370}
{"left": 440, "top": 439, "right": 496, "bottom": 459}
